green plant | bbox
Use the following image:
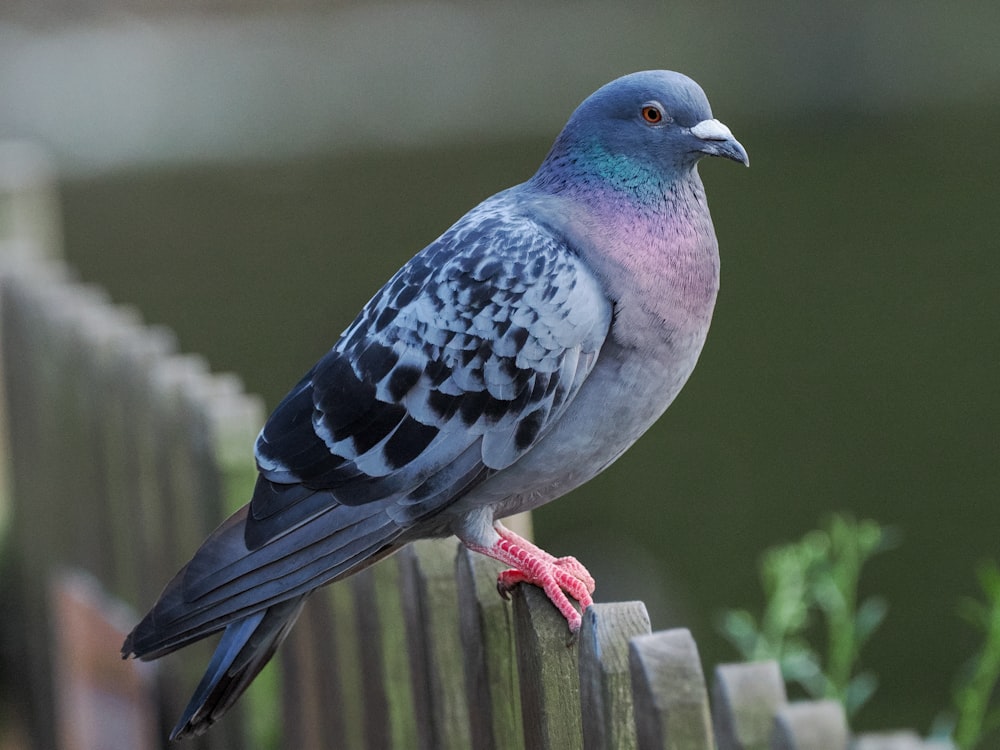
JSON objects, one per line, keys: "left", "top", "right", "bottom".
{"left": 945, "top": 561, "right": 1000, "bottom": 750}
{"left": 717, "top": 514, "right": 895, "bottom": 716}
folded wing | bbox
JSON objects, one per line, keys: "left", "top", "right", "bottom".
{"left": 124, "top": 197, "right": 612, "bottom": 660}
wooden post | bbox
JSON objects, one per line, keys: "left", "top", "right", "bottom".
{"left": 852, "top": 732, "right": 952, "bottom": 749}
{"left": 85, "top": 298, "right": 148, "bottom": 603}
{"left": 50, "top": 571, "right": 158, "bottom": 750}
{"left": 203, "top": 372, "right": 264, "bottom": 518}
{"left": 123, "top": 327, "right": 180, "bottom": 604}
{"left": 578, "top": 601, "right": 651, "bottom": 750}
{"left": 311, "top": 580, "right": 367, "bottom": 750}
{"left": 399, "top": 538, "right": 472, "bottom": 750}
{"left": 455, "top": 545, "right": 523, "bottom": 750}
{"left": 771, "top": 701, "right": 848, "bottom": 750}
{"left": 712, "top": 661, "right": 787, "bottom": 750}
{"left": 511, "top": 582, "right": 583, "bottom": 750}
{"left": 281, "top": 593, "right": 346, "bottom": 750}
{"left": 0, "top": 141, "right": 63, "bottom": 261}
{"left": 351, "top": 557, "right": 420, "bottom": 749}
{"left": 628, "top": 628, "right": 714, "bottom": 750}
{"left": 0, "top": 275, "right": 61, "bottom": 750}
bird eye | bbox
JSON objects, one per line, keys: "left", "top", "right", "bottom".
{"left": 641, "top": 105, "right": 664, "bottom": 124}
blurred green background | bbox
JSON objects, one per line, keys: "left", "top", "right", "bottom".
{"left": 4, "top": 0, "right": 999, "bottom": 735}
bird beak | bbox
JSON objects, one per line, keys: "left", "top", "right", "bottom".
{"left": 690, "top": 118, "right": 749, "bottom": 167}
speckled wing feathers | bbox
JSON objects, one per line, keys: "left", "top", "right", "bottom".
{"left": 253, "top": 196, "right": 612, "bottom": 538}
{"left": 125, "top": 197, "right": 613, "bottom": 660}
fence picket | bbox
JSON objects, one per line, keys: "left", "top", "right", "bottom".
{"left": 579, "top": 601, "right": 652, "bottom": 750}
{"left": 852, "top": 732, "right": 953, "bottom": 750}
{"left": 511, "top": 582, "right": 583, "bottom": 750}
{"left": 771, "top": 701, "right": 848, "bottom": 750}
{"left": 712, "top": 661, "right": 787, "bottom": 750}
{"left": 89, "top": 300, "right": 148, "bottom": 603}
{"left": 327, "top": 580, "right": 369, "bottom": 748}
{"left": 281, "top": 594, "right": 344, "bottom": 750}
{"left": 116, "top": 326, "right": 178, "bottom": 604}
{"left": 2, "top": 274, "right": 63, "bottom": 750}
{"left": 351, "top": 557, "right": 421, "bottom": 749}
{"left": 399, "top": 538, "right": 472, "bottom": 750}
{"left": 455, "top": 545, "right": 524, "bottom": 750}
{"left": 628, "top": 628, "right": 715, "bottom": 750}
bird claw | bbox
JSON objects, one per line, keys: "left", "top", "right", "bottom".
{"left": 565, "top": 626, "right": 581, "bottom": 647}
{"left": 496, "top": 576, "right": 513, "bottom": 600}
{"left": 497, "top": 559, "right": 594, "bottom": 595}
{"left": 494, "top": 564, "right": 592, "bottom": 633}
{"left": 463, "top": 527, "right": 595, "bottom": 634}
{"left": 551, "top": 556, "right": 596, "bottom": 594}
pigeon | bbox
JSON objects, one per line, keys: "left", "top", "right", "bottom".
{"left": 122, "top": 69, "right": 748, "bottom": 739}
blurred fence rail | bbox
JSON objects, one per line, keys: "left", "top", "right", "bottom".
{"left": 0, "top": 145, "right": 947, "bottom": 750}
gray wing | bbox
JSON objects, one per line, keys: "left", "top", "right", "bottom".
{"left": 125, "top": 195, "right": 612, "bottom": 658}
{"left": 253, "top": 196, "right": 613, "bottom": 536}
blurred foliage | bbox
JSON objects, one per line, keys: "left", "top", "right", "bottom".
{"left": 932, "top": 561, "right": 1000, "bottom": 749}
{"left": 717, "top": 514, "right": 896, "bottom": 717}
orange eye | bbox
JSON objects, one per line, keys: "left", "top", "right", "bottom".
{"left": 641, "top": 105, "right": 663, "bottom": 124}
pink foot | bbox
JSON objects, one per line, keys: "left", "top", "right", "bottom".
{"left": 496, "top": 557, "right": 594, "bottom": 596}
{"left": 464, "top": 523, "right": 595, "bottom": 633}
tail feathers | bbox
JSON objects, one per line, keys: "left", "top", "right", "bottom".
{"left": 123, "top": 500, "right": 403, "bottom": 662}
{"left": 169, "top": 595, "right": 307, "bottom": 741}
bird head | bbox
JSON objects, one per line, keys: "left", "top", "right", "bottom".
{"left": 532, "top": 70, "right": 748, "bottom": 200}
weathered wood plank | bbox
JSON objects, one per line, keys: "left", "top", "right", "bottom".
{"left": 350, "top": 556, "right": 420, "bottom": 749}
{"left": 512, "top": 582, "right": 583, "bottom": 750}
{"left": 373, "top": 556, "right": 419, "bottom": 748}
{"left": 0, "top": 149, "right": 64, "bottom": 745}
{"left": 399, "top": 538, "right": 472, "bottom": 750}
{"left": 50, "top": 571, "right": 158, "bottom": 750}
{"left": 851, "top": 731, "right": 949, "bottom": 750}
{"left": 455, "top": 545, "right": 523, "bottom": 750}
{"left": 149, "top": 354, "right": 250, "bottom": 750}
{"left": 0, "top": 141, "right": 62, "bottom": 260}
{"left": 712, "top": 661, "right": 787, "bottom": 750}
{"left": 771, "top": 701, "right": 848, "bottom": 750}
{"left": 281, "top": 594, "right": 345, "bottom": 750}
{"left": 398, "top": 543, "right": 436, "bottom": 750}
{"left": 84, "top": 299, "right": 148, "bottom": 602}
{"left": 628, "top": 628, "right": 714, "bottom": 750}
{"left": 110, "top": 324, "right": 178, "bottom": 604}
{"left": 152, "top": 354, "right": 218, "bottom": 555}
{"left": 578, "top": 601, "right": 651, "bottom": 750}
{"left": 203, "top": 372, "right": 264, "bottom": 517}
{"left": 1, "top": 276, "right": 63, "bottom": 750}
{"left": 352, "top": 566, "right": 394, "bottom": 749}
{"left": 326, "top": 580, "right": 368, "bottom": 750}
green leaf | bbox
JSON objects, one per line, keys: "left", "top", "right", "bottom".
{"left": 958, "top": 597, "right": 989, "bottom": 631}
{"left": 845, "top": 672, "right": 878, "bottom": 716}
{"left": 717, "top": 609, "right": 762, "bottom": 659}
{"left": 855, "top": 596, "right": 889, "bottom": 646}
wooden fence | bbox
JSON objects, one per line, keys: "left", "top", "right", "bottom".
{"left": 0, "top": 145, "right": 949, "bottom": 750}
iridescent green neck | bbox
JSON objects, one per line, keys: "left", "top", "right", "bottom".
{"left": 530, "top": 136, "right": 669, "bottom": 208}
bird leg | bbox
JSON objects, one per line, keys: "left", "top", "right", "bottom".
{"left": 461, "top": 520, "right": 595, "bottom": 632}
